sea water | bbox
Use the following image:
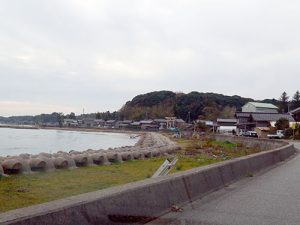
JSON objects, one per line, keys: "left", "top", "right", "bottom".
{"left": 0, "top": 128, "right": 138, "bottom": 157}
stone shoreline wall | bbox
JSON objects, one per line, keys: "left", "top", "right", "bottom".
{"left": 0, "top": 133, "right": 180, "bottom": 176}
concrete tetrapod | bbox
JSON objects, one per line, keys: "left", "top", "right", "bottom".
{"left": 0, "top": 164, "right": 4, "bottom": 176}
{"left": 132, "top": 151, "right": 145, "bottom": 160}
{"left": 61, "top": 155, "right": 77, "bottom": 169}
{"left": 71, "top": 154, "right": 93, "bottom": 167}
{"left": 151, "top": 150, "right": 161, "bottom": 157}
{"left": 142, "top": 150, "right": 152, "bottom": 158}
{"left": 19, "top": 153, "right": 30, "bottom": 160}
{"left": 91, "top": 153, "right": 111, "bottom": 165}
{"left": 1, "top": 157, "right": 31, "bottom": 174}
{"left": 29, "top": 157, "right": 55, "bottom": 172}
{"left": 53, "top": 157, "right": 69, "bottom": 169}
{"left": 106, "top": 152, "right": 123, "bottom": 163}
{"left": 121, "top": 152, "right": 133, "bottom": 161}
{"left": 38, "top": 152, "right": 52, "bottom": 158}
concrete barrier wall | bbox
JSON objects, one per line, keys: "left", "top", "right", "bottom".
{"left": 214, "top": 134, "right": 287, "bottom": 150}
{"left": 0, "top": 142, "right": 296, "bottom": 225}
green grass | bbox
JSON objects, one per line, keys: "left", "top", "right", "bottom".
{"left": 0, "top": 138, "right": 261, "bottom": 212}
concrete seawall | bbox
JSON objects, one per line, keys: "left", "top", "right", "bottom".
{"left": 214, "top": 134, "right": 286, "bottom": 150}
{"left": 0, "top": 140, "right": 296, "bottom": 225}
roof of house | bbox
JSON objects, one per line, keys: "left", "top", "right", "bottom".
{"left": 247, "top": 102, "right": 278, "bottom": 109}
{"left": 251, "top": 113, "right": 295, "bottom": 122}
{"left": 121, "top": 120, "right": 133, "bottom": 123}
{"left": 131, "top": 122, "right": 141, "bottom": 126}
{"left": 255, "top": 127, "right": 270, "bottom": 131}
{"left": 140, "top": 120, "right": 154, "bottom": 124}
{"left": 94, "top": 119, "right": 104, "bottom": 122}
{"left": 235, "top": 112, "right": 251, "bottom": 118}
{"left": 154, "top": 119, "right": 168, "bottom": 123}
{"left": 290, "top": 106, "right": 300, "bottom": 114}
{"left": 64, "top": 119, "right": 77, "bottom": 122}
{"left": 217, "top": 118, "right": 237, "bottom": 123}
{"left": 176, "top": 119, "right": 186, "bottom": 123}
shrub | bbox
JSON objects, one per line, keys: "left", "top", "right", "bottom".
{"left": 176, "top": 164, "right": 183, "bottom": 171}
{"left": 275, "top": 118, "right": 290, "bottom": 130}
{"left": 284, "top": 128, "right": 293, "bottom": 138}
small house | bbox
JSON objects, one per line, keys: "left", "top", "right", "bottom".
{"left": 105, "top": 120, "right": 116, "bottom": 128}
{"left": 117, "top": 120, "right": 133, "bottom": 128}
{"left": 154, "top": 119, "right": 168, "bottom": 130}
{"left": 217, "top": 118, "right": 237, "bottom": 133}
{"left": 63, "top": 119, "right": 79, "bottom": 127}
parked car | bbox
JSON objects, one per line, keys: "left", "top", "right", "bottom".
{"left": 237, "top": 130, "right": 247, "bottom": 136}
{"left": 267, "top": 130, "right": 284, "bottom": 139}
{"left": 243, "top": 131, "right": 258, "bottom": 138}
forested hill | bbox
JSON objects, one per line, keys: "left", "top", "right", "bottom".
{"left": 120, "top": 91, "right": 279, "bottom": 121}
{"left": 0, "top": 91, "right": 281, "bottom": 124}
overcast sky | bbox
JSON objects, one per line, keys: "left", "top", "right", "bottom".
{"left": 0, "top": 0, "right": 299, "bottom": 116}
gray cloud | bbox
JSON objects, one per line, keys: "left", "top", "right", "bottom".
{"left": 0, "top": 0, "right": 300, "bottom": 116}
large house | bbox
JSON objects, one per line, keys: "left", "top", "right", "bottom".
{"left": 236, "top": 101, "right": 295, "bottom": 132}
{"left": 236, "top": 112, "right": 295, "bottom": 131}
{"left": 242, "top": 102, "right": 278, "bottom": 113}
{"left": 289, "top": 107, "right": 300, "bottom": 122}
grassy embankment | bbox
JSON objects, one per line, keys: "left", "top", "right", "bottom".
{"left": 0, "top": 137, "right": 261, "bottom": 212}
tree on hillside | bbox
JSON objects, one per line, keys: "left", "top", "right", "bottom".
{"left": 56, "top": 113, "right": 64, "bottom": 127}
{"left": 220, "top": 106, "right": 236, "bottom": 119}
{"left": 66, "top": 112, "right": 76, "bottom": 119}
{"left": 95, "top": 112, "right": 101, "bottom": 119}
{"left": 279, "top": 91, "right": 289, "bottom": 113}
{"left": 291, "top": 90, "right": 300, "bottom": 110}
{"left": 201, "top": 102, "right": 221, "bottom": 121}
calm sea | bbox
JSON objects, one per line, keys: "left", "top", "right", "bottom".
{"left": 0, "top": 128, "right": 138, "bottom": 157}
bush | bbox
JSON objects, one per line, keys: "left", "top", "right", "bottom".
{"left": 284, "top": 128, "right": 293, "bottom": 138}
{"left": 275, "top": 118, "right": 290, "bottom": 130}
{"left": 176, "top": 164, "right": 183, "bottom": 171}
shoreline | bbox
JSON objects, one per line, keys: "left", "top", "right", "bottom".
{"left": 0, "top": 125, "right": 146, "bottom": 135}
{"left": 0, "top": 126, "right": 148, "bottom": 157}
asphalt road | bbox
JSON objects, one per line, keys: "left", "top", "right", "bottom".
{"left": 148, "top": 142, "right": 300, "bottom": 225}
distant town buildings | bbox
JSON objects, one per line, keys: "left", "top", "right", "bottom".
{"left": 62, "top": 117, "right": 189, "bottom": 131}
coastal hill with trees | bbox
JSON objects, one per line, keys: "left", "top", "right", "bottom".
{"left": 0, "top": 90, "right": 299, "bottom": 124}
{"left": 120, "top": 91, "right": 254, "bottom": 121}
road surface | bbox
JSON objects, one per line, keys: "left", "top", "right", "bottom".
{"left": 148, "top": 142, "right": 300, "bottom": 225}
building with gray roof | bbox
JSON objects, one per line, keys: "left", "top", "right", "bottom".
{"left": 242, "top": 102, "right": 278, "bottom": 113}
{"left": 289, "top": 106, "right": 300, "bottom": 122}
{"left": 236, "top": 112, "right": 295, "bottom": 131}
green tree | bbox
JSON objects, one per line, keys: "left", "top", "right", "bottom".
{"left": 291, "top": 90, "right": 300, "bottom": 110}
{"left": 67, "top": 112, "right": 76, "bottom": 119}
{"left": 56, "top": 113, "right": 64, "bottom": 128}
{"left": 95, "top": 112, "right": 101, "bottom": 119}
{"left": 275, "top": 118, "right": 289, "bottom": 130}
{"left": 279, "top": 92, "right": 289, "bottom": 113}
